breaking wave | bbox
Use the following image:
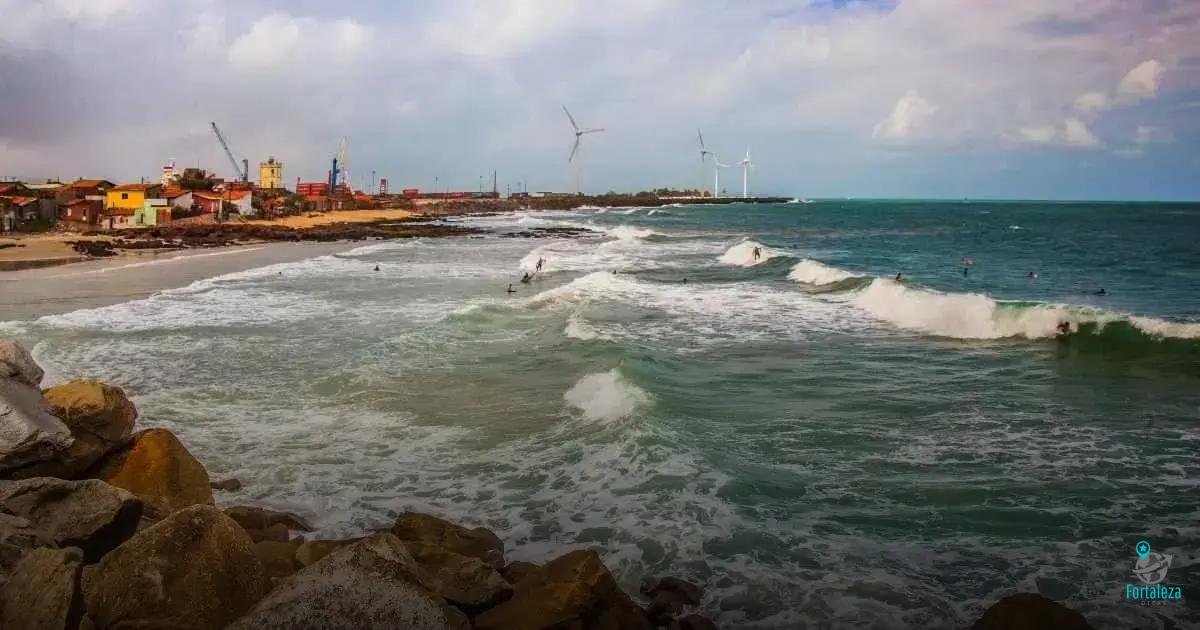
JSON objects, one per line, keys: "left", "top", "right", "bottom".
{"left": 563, "top": 369, "right": 649, "bottom": 423}
{"left": 788, "top": 259, "right": 859, "bottom": 285}
{"left": 717, "top": 240, "right": 782, "bottom": 267}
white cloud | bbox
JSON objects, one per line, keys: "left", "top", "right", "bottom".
{"left": 1018, "top": 125, "right": 1057, "bottom": 144}
{"left": 228, "top": 13, "right": 370, "bottom": 74}
{"left": 872, "top": 91, "right": 939, "bottom": 140}
{"left": 1063, "top": 117, "right": 1100, "bottom": 147}
{"left": 1117, "top": 59, "right": 1165, "bottom": 101}
{"left": 1074, "top": 91, "right": 1111, "bottom": 114}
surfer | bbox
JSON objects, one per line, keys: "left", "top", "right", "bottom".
{"left": 1057, "top": 321, "right": 1071, "bottom": 335}
{"left": 536, "top": 257, "right": 545, "bottom": 272}
{"left": 1094, "top": 288, "right": 1107, "bottom": 296}
{"left": 506, "top": 284, "right": 516, "bottom": 293}
{"left": 895, "top": 272, "right": 903, "bottom": 282}
{"left": 963, "top": 266, "right": 969, "bottom": 277}
{"left": 1027, "top": 271, "right": 1038, "bottom": 279}
{"left": 752, "top": 246, "right": 762, "bottom": 262}
{"left": 520, "top": 272, "right": 532, "bottom": 284}
{"left": 374, "top": 264, "right": 380, "bottom": 271}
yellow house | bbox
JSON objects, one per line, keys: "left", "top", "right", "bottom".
{"left": 259, "top": 157, "right": 283, "bottom": 189}
{"left": 106, "top": 183, "right": 163, "bottom": 210}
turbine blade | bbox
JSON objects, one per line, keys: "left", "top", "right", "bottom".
{"left": 697, "top": 128, "right": 705, "bottom": 149}
{"left": 569, "top": 136, "right": 580, "bottom": 162}
{"left": 563, "top": 106, "right": 579, "bottom": 131}
{"left": 581, "top": 128, "right": 604, "bottom": 134}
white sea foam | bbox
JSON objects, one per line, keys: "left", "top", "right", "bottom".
{"left": 564, "top": 311, "right": 603, "bottom": 340}
{"left": 848, "top": 279, "right": 1104, "bottom": 340}
{"left": 1129, "top": 316, "right": 1200, "bottom": 339}
{"left": 69, "top": 246, "right": 269, "bottom": 276}
{"left": 606, "top": 224, "right": 657, "bottom": 240}
{"left": 788, "top": 259, "right": 858, "bottom": 285}
{"left": 717, "top": 240, "right": 779, "bottom": 267}
{"left": 563, "top": 369, "right": 649, "bottom": 423}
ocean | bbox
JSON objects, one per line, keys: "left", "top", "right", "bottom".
{"left": 3, "top": 200, "right": 1198, "bottom": 628}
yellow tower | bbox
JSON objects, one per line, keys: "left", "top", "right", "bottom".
{"left": 259, "top": 156, "right": 283, "bottom": 189}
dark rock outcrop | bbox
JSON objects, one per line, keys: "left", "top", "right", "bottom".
{"left": 210, "top": 477, "right": 243, "bottom": 491}
{"left": 81, "top": 504, "right": 268, "bottom": 630}
{"left": 294, "top": 537, "right": 362, "bottom": 568}
{"left": 970, "top": 593, "right": 1094, "bottom": 630}
{"left": 668, "top": 614, "right": 719, "bottom": 630}
{"left": 0, "top": 343, "right": 73, "bottom": 474}
{"left": 474, "top": 549, "right": 652, "bottom": 630}
{"left": 87, "top": 428, "right": 213, "bottom": 518}
{"left": 21, "top": 380, "right": 139, "bottom": 479}
{"left": 227, "top": 533, "right": 456, "bottom": 630}
{"left": 0, "top": 477, "right": 142, "bottom": 561}
{"left": 642, "top": 576, "right": 704, "bottom": 625}
{"left": 254, "top": 539, "right": 302, "bottom": 580}
{"left": 224, "top": 505, "right": 313, "bottom": 534}
{"left": 405, "top": 541, "right": 512, "bottom": 609}
{"left": 0, "top": 546, "right": 84, "bottom": 630}
{"left": 0, "top": 512, "right": 38, "bottom": 586}
{"left": 391, "top": 512, "right": 504, "bottom": 569}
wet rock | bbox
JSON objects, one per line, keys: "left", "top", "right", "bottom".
{"left": 970, "top": 593, "right": 1093, "bottom": 630}
{"left": 0, "top": 547, "right": 84, "bottom": 630}
{"left": 294, "top": 537, "right": 362, "bottom": 568}
{"left": 210, "top": 477, "right": 243, "bottom": 491}
{"left": 667, "top": 614, "right": 719, "bottom": 630}
{"left": 406, "top": 541, "right": 511, "bottom": 608}
{"left": 0, "top": 339, "right": 43, "bottom": 388}
{"left": 0, "top": 477, "right": 142, "bottom": 562}
{"left": 246, "top": 522, "right": 291, "bottom": 543}
{"left": 391, "top": 512, "right": 504, "bottom": 569}
{"left": 0, "top": 512, "right": 38, "bottom": 585}
{"left": 225, "top": 505, "right": 313, "bottom": 533}
{"left": 227, "top": 533, "right": 454, "bottom": 630}
{"left": 502, "top": 560, "right": 540, "bottom": 584}
{"left": 88, "top": 428, "right": 213, "bottom": 518}
{"left": 23, "top": 380, "right": 139, "bottom": 479}
{"left": 0, "top": 377, "right": 73, "bottom": 475}
{"left": 474, "top": 549, "right": 652, "bottom": 630}
{"left": 254, "top": 539, "right": 302, "bottom": 580}
{"left": 81, "top": 504, "right": 267, "bottom": 630}
{"left": 642, "top": 575, "right": 704, "bottom": 625}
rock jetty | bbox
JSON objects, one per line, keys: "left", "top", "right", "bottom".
{"left": 0, "top": 337, "right": 1096, "bottom": 629}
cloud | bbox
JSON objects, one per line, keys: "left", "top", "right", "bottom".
{"left": 1063, "top": 118, "right": 1100, "bottom": 147}
{"left": 228, "top": 13, "right": 370, "bottom": 74}
{"left": 1117, "top": 59, "right": 1165, "bottom": 101}
{"left": 1074, "top": 91, "right": 1111, "bottom": 114}
{"left": 872, "top": 91, "right": 939, "bottom": 140}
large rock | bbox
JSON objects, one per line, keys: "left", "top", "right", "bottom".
{"left": 32, "top": 380, "right": 138, "bottom": 478}
{"left": 0, "top": 546, "right": 84, "bottom": 630}
{"left": 406, "top": 541, "right": 511, "bottom": 608}
{"left": 0, "top": 378, "right": 73, "bottom": 475}
{"left": 391, "top": 512, "right": 504, "bottom": 569}
{"left": 668, "top": 614, "right": 719, "bottom": 630}
{"left": 255, "top": 539, "right": 302, "bottom": 580}
{"left": 227, "top": 533, "right": 456, "bottom": 630}
{"left": 971, "top": 593, "right": 1094, "bottom": 630}
{"left": 294, "top": 537, "right": 362, "bottom": 568}
{"left": 642, "top": 575, "right": 704, "bottom": 625}
{"left": 88, "top": 428, "right": 213, "bottom": 517}
{"left": 474, "top": 549, "right": 651, "bottom": 630}
{"left": 0, "top": 339, "right": 43, "bottom": 388}
{"left": 0, "top": 512, "right": 38, "bottom": 585}
{"left": 81, "top": 504, "right": 268, "bottom": 630}
{"left": 0, "top": 477, "right": 142, "bottom": 561}
{"left": 225, "top": 505, "right": 314, "bottom": 534}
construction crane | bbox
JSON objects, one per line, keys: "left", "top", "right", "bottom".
{"left": 210, "top": 122, "right": 248, "bottom": 182}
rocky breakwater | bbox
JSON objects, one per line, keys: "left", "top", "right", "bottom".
{"left": 0, "top": 337, "right": 1098, "bottom": 629}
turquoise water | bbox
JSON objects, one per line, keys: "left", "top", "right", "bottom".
{"left": 4, "top": 200, "right": 1198, "bottom": 628}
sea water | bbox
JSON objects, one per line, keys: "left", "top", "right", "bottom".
{"left": 3, "top": 200, "right": 1198, "bottom": 628}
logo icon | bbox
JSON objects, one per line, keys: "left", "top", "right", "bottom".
{"left": 1131, "top": 541, "right": 1172, "bottom": 586}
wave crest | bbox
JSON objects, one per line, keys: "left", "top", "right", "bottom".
{"left": 563, "top": 368, "right": 649, "bottom": 423}
{"left": 788, "top": 259, "right": 859, "bottom": 285}
{"left": 718, "top": 240, "right": 778, "bottom": 267}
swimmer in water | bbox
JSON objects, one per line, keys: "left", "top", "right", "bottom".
{"left": 506, "top": 284, "right": 516, "bottom": 293}
{"left": 520, "top": 272, "right": 532, "bottom": 284}
{"left": 374, "top": 264, "right": 380, "bottom": 271}
{"left": 1094, "top": 288, "right": 1107, "bottom": 296}
{"left": 1057, "top": 321, "right": 1071, "bottom": 335}
{"left": 1027, "top": 271, "right": 1038, "bottom": 279}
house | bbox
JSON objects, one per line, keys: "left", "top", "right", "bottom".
{"left": 64, "top": 179, "right": 115, "bottom": 200}
{"left": 133, "top": 199, "right": 171, "bottom": 227}
{"left": 59, "top": 198, "right": 104, "bottom": 229}
{"left": 0, "top": 196, "right": 39, "bottom": 231}
{"left": 102, "top": 208, "right": 135, "bottom": 230}
{"left": 106, "top": 183, "right": 163, "bottom": 210}
{"left": 24, "top": 182, "right": 70, "bottom": 221}
{"left": 162, "top": 188, "right": 193, "bottom": 209}
{"left": 193, "top": 189, "right": 253, "bottom": 216}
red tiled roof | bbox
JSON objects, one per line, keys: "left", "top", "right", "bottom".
{"left": 68, "top": 179, "right": 113, "bottom": 189}
{"left": 0, "top": 196, "right": 38, "bottom": 206}
{"left": 104, "top": 208, "right": 136, "bottom": 216}
{"left": 163, "top": 188, "right": 191, "bottom": 199}
{"left": 111, "top": 183, "right": 160, "bottom": 192}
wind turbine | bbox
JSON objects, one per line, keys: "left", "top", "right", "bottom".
{"left": 738, "top": 149, "right": 753, "bottom": 199}
{"left": 712, "top": 156, "right": 730, "bottom": 198}
{"left": 564, "top": 106, "right": 604, "bottom": 194}
{"left": 697, "top": 129, "right": 713, "bottom": 196}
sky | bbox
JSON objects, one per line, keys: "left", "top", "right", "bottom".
{"left": 1, "top": 0, "right": 1199, "bottom": 200}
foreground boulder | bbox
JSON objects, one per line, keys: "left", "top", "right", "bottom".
{"left": 0, "top": 376, "right": 73, "bottom": 475}
{"left": 642, "top": 575, "right": 704, "bottom": 625}
{"left": 228, "top": 533, "right": 457, "bottom": 630}
{"left": 0, "top": 546, "right": 84, "bottom": 630}
{"left": 0, "top": 512, "right": 39, "bottom": 585}
{"left": 81, "top": 504, "right": 267, "bottom": 630}
{"left": 88, "top": 428, "right": 213, "bottom": 518}
{"left": 391, "top": 512, "right": 504, "bottom": 569}
{"left": 294, "top": 537, "right": 362, "bottom": 568}
{"left": 474, "top": 549, "right": 652, "bottom": 630}
{"left": 406, "top": 541, "right": 512, "bottom": 609}
{"left": 29, "top": 380, "right": 138, "bottom": 477}
{"left": 225, "top": 505, "right": 314, "bottom": 540}
{"left": 0, "top": 339, "right": 43, "bottom": 388}
{"left": 0, "top": 477, "right": 142, "bottom": 561}
{"left": 970, "top": 593, "right": 1094, "bottom": 630}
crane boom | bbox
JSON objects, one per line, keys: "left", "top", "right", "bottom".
{"left": 210, "top": 122, "right": 247, "bottom": 182}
